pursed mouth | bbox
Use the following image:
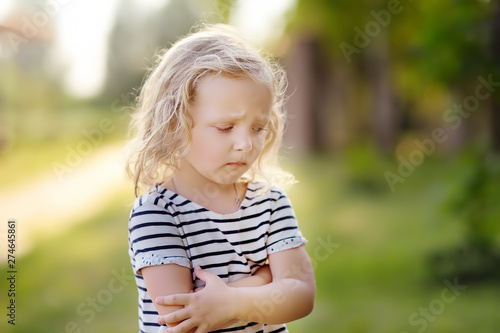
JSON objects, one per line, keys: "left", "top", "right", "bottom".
{"left": 226, "top": 162, "right": 247, "bottom": 166}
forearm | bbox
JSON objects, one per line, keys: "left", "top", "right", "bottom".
{"left": 209, "top": 266, "right": 272, "bottom": 330}
{"left": 233, "top": 247, "right": 316, "bottom": 324}
{"left": 156, "top": 248, "right": 316, "bottom": 332}
{"left": 232, "top": 277, "right": 315, "bottom": 324}
{"left": 227, "top": 265, "right": 272, "bottom": 288}
{"left": 227, "top": 276, "right": 267, "bottom": 288}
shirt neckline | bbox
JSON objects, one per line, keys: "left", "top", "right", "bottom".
{"left": 154, "top": 182, "right": 258, "bottom": 216}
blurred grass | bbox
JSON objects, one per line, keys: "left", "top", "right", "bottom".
{"left": 2, "top": 150, "right": 500, "bottom": 332}
{"left": 1, "top": 189, "right": 137, "bottom": 333}
{"left": 286, "top": 152, "right": 500, "bottom": 332}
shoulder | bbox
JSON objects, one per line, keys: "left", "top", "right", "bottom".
{"left": 128, "top": 185, "right": 184, "bottom": 237}
{"left": 246, "top": 181, "right": 291, "bottom": 204}
{"left": 130, "top": 185, "right": 175, "bottom": 218}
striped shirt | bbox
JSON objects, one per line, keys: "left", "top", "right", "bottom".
{"left": 128, "top": 181, "right": 306, "bottom": 333}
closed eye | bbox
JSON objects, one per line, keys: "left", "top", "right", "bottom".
{"left": 216, "top": 126, "right": 233, "bottom": 133}
{"left": 253, "top": 127, "right": 267, "bottom": 133}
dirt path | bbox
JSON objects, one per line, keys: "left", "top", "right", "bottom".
{"left": 0, "top": 143, "right": 130, "bottom": 261}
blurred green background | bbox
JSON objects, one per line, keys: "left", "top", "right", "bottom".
{"left": 1, "top": 0, "right": 500, "bottom": 332}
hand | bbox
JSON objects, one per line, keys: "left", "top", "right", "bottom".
{"left": 156, "top": 267, "right": 238, "bottom": 333}
{"left": 193, "top": 285, "right": 204, "bottom": 293}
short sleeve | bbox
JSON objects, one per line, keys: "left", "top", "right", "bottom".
{"left": 128, "top": 199, "right": 191, "bottom": 275}
{"left": 266, "top": 187, "right": 307, "bottom": 254}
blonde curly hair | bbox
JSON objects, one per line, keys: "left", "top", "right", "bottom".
{"left": 124, "top": 23, "right": 293, "bottom": 196}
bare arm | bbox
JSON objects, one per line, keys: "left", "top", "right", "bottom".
{"left": 141, "top": 264, "right": 193, "bottom": 327}
{"left": 144, "top": 263, "right": 272, "bottom": 330}
{"left": 193, "top": 264, "right": 273, "bottom": 330}
{"left": 233, "top": 246, "right": 315, "bottom": 324}
{"left": 156, "top": 246, "right": 316, "bottom": 332}
{"left": 227, "top": 264, "right": 272, "bottom": 288}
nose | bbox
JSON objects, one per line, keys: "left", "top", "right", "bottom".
{"left": 233, "top": 131, "right": 252, "bottom": 152}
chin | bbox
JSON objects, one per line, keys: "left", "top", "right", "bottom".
{"left": 215, "top": 172, "right": 246, "bottom": 184}
{"left": 217, "top": 176, "right": 242, "bottom": 185}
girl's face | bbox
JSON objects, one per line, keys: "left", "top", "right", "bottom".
{"left": 179, "top": 75, "right": 272, "bottom": 186}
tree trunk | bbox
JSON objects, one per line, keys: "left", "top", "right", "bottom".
{"left": 284, "top": 36, "right": 317, "bottom": 153}
{"left": 366, "top": 31, "right": 398, "bottom": 154}
{"left": 490, "top": 0, "right": 500, "bottom": 153}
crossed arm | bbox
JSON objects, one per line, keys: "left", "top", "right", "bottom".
{"left": 142, "top": 245, "right": 315, "bottom": 333}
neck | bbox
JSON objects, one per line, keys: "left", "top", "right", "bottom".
{"left": 169, "top": 162, "right": 241, "bottom": 214}
{"left": 176, "top": 162, "right": 234, "bottom": 193}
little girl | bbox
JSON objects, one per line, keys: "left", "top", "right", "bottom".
{"left": 125, "top": 24, "right": 315, "bottom": 333}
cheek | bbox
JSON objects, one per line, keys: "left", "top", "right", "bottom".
{"left": 253, "top": 134, "right": 266, "bottom": 152}
{"left": 189, "top": 130, "right": 227, "bottom": 162}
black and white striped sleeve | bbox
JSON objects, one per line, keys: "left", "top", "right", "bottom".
{"left": 129, "top": 200, "right": 190, "bottom": 275}
{"left": 266, "top": 187, "right": 307, "bottom": 254}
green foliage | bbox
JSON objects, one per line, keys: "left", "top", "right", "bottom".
{"left": 428, "top": 149, "right": 500, "bottom": 283}
{"left": 446, "top": 150, "right": 500, "bottom": 249}
{"left": 214, "top": 0, "right": 235, "bottom": 23}
{"left": 289, "top": 0, "right": 388, "bottom": 60}
{"left": 409, "top": 0, "right": 492, "bottom": 85}
{"left": 286, "top": 0, "right": 498, "bottom": 154}
{"left": 289, "top": 0, "right": 493, "bottom": 81}
{"left": 341, "top": 144, "right": 393, "bottom": 195}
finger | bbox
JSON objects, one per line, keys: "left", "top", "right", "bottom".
{"left": 193, "top": 286, "right": 205, "bottom": 292}
{"left": 166, "top": 318, "right": 198, "bottom": 333}
{"left": 158, "top": 308, "right": 191, "bottom": 326}
{"left": 194, "top": 324, "right": 210, "bottom": 333}
{"left": 193, "top": 266, "right": 217, "bottom": 283}
{"left": 156, "top": 293, "right": 192, "bottom": 306}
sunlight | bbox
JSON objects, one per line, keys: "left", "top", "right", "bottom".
{"left": 53, "top": 0, "right": 119, "bottom": 97}
{"left": 231, "top": 0, "right": 296, "bottom": 45}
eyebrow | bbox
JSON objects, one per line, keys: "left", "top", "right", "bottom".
{"left": 213, "top": 111, "right": 270, "bottom": 123}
